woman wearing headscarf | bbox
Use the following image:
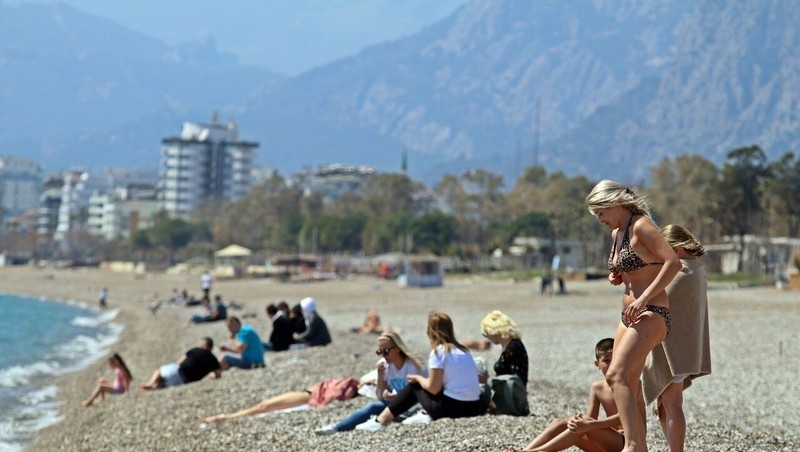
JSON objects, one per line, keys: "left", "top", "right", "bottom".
{"left": 293, "top": 297, "right": 332, "bottom": 347}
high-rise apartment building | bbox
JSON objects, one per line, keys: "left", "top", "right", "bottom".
{"left": 159, "top": 116, "right": 258, "bottom": 217}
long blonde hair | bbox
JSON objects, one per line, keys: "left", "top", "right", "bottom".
{"left": 662, "top": 224, "right": 705, "bottom": 257}
{"left": 586, "top": 179, "right": 654, "bottom": 223}
{"left": 427, "top": 311, "right": 467, "bottom": 354}
{"left": 379, "top": 332, "right": 424, "bottom": 372}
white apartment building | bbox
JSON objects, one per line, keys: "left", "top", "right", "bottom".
{"left": 159, "top": 116, "right": 258, "bottom": 217}
{"left": 0, "top": 156, "right": 42, "bottom": 216}
{"left": 88, "top": 189, "right": 160, "bottom": 240}
{"left": 53, "top": 170, "right": 107, "bottom": 241}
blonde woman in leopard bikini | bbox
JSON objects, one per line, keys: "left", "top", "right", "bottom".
{"left": 586, "top": 180, "right": 681, "bottom": 452}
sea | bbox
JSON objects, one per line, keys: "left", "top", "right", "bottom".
{"left": 0, "top": 293, "right": 123, "bottom": 451}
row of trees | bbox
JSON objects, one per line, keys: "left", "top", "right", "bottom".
{"left": 73, "top": 146, "right": 799, "bottom": 268}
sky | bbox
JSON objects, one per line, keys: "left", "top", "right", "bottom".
{"left": 8, "top": 0, "right": 468, "bottom": 75}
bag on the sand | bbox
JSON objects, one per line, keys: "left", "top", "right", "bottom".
{"left": 489, "top": 374, "right": 529, "bottom": 416}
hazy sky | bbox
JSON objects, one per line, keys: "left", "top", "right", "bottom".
{"left": 9, "top": 0, "right": 468, "bottom": 75}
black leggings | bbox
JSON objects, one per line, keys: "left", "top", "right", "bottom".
{"left": 387, "top": 382, "right": 485, "bottom": 420}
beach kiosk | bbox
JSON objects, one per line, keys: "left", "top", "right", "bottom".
{"left": 397, "top": 256, "right": 444, "bottom": 288}
{"left": 214, "top": 244, "right": 252, "bottom": 278}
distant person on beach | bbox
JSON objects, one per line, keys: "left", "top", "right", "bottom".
{"left": 509, "top": 338, "right": 636, "bottom": 452}
{"left": 315, "top": 332, "right": 427, "bottom": 435}
{"left": 293, "top": 297, "right": 332, "bottom": 347}
{"left": 479, "top": 310, "right": 529, "bottom": 416}
{"left": 98, "top": 287, "right": 108, "bottom": 309}
{"left": 200, "top": 376, "right": 360, "bottom": 423}
{"left": 642, "top": 224, "right": 712, "bottom": 452}
{"left": 586, "top": 180, "right": 680, "bottom": 451}
{"left": 188, "top": 295, "right": 227, "bottom": 324}
{"left": 263, "top": 303, "right": 293, "bottom": 352}
{"left": 219, "top": 316, "right": 265, "bottom": 371}
{"left": 351, "top": 310, "right": 384, "bottom": 334}
{"left": 201, "top": 271, "right": 212, "bottom": 298}
{"left": 81, "top": 353, "right": 133, "bottom": 407}
{"left": 138, "top": 337, "right": 221, "bottom": 391}
{"left": 355, "top": 311, "right": 485, "bottom": 431}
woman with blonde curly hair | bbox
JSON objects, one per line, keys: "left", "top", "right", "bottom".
{"left": 480, "top": 310, "right": 528, "bottom": 386}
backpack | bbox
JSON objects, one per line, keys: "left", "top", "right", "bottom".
{"left": 489, "top": 374, "right": 529, "bottom": 416}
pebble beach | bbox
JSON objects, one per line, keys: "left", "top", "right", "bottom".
{"left": 1, "top": 266, "right": 798, "bottom": 451}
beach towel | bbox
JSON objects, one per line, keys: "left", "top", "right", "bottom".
{"left": 643, "top": 258, "right": 712, "bottom": 405}
{"left": 308, "top": 377, "right": 359, "bottom": 407}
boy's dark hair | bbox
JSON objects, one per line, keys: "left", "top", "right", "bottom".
{"left": 595, "top": 338, "right": 614, "bottom": 359}
{"left": 266, "top": 304, "right": 278, "bottom": 315}
{"left": 202, "top": 336, "right": 214, "bottom": 349}
{"left": 277, "top": 301, "right": 289, "bottom": 312}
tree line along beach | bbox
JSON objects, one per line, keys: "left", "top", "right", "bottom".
{"left": 0, "top": 266, "right": 797, "bottom": 451}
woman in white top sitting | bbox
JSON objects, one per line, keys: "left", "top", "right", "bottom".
{"left": 316, "top": 332, "right": 426, "bottom": 434}
{"left": 356, "top": 310, "right": 485, "bottom": 431}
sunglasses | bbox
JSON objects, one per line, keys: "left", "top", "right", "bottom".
{"left": 375, "top": 346, "right": 396, "bottom": 356}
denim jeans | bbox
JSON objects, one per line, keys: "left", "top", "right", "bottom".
{"left": 334, "top": 400, "right": 388, "bottom": 431}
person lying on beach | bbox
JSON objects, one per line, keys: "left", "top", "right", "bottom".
{"left": 315, "top": 332, "right": 427, "bottom": 435}
{"left": 355, "top": 311, "right": 486, "bottom": 431}
{"left": 200, "top": 376, "right": 360, "bottom": 423}
{"left": 81, "top": 353, "right": 133, "bottom": 407}
{"left": 137, "top": 337, "right": 221, "bottom": 391}
{"left": 508, "top": 338, "right": 641, "bottom": 452}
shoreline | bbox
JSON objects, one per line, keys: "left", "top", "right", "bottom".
{"left": 0, "top": 266, "right": 797, "bottom": 451}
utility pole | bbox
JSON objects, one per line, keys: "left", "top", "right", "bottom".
{"left": 533, "top": 97, "right": 541, "bottom": 167}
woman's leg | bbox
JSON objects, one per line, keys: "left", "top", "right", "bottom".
{"left": 203, "top": 391, "right": 311, "bottom": 422}
{"left": 335, "top": 400, "right": 388, "bottom": 431}
{"left": 658, "top": 383, "right": 685, "bottom": 452}
{"left": 606, "top": 316, "right": 665, "bottom": 452}
{"left": 378, "top": 383, "right": 421, "bottom": 423}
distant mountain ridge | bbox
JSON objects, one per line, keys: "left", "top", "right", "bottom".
{"left": 1, "top": 1, "right": 798, "bottom": 185}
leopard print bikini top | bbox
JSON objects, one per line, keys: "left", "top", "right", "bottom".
{"left": 607, "top": 215, "right": 663, "bottom": 274}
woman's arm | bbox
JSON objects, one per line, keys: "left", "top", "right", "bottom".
{"left": 408, "top": 368, "right": 443, "bottom": 395}
{"left": 627, "top": 219, "right": 681, "bottom": 315}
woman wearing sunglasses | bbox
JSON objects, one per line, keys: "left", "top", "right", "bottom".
{"left": 316, "top": 332, "right": 425, "bottom": 435}
{"left": 356, "top": 311, "right": 486, "bottom": 431}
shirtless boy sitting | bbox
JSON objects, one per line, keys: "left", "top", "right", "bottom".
{"left": 510, "top": 338, "right": 643, "bottom": 452}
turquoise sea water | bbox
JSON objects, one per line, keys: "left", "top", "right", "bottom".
{"left": 0, "top": 294, "right": 122, "bottom": 451}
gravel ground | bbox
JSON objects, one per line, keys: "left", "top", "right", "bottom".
{"left": 1, "top": 267, "right": 797, "bottom": 451}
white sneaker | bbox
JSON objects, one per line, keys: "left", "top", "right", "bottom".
{"left": 401, "top": 411, "right": 432, "bottom": 425}
{"left": 355, "top": 417, "right": 387, "bottom": 432}
{"left": 315, "top": 424, "right": 338, "bottom": 436}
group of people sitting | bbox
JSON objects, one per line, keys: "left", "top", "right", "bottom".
{"left": 263, "top": 297, "right": 332, "bottom": 351}
{"left": 198, "top": 309, "right": 532, "bottom": 437}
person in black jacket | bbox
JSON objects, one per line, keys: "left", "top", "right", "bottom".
{"left": 293, "top": 297, "right": 332, "bottom": 347}
{"left": 263, "top": 303, "right": 294, "bottom": 351}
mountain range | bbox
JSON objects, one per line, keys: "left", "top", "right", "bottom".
{"left": 1, "top": 0, "right": 798, "bottom": 186}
